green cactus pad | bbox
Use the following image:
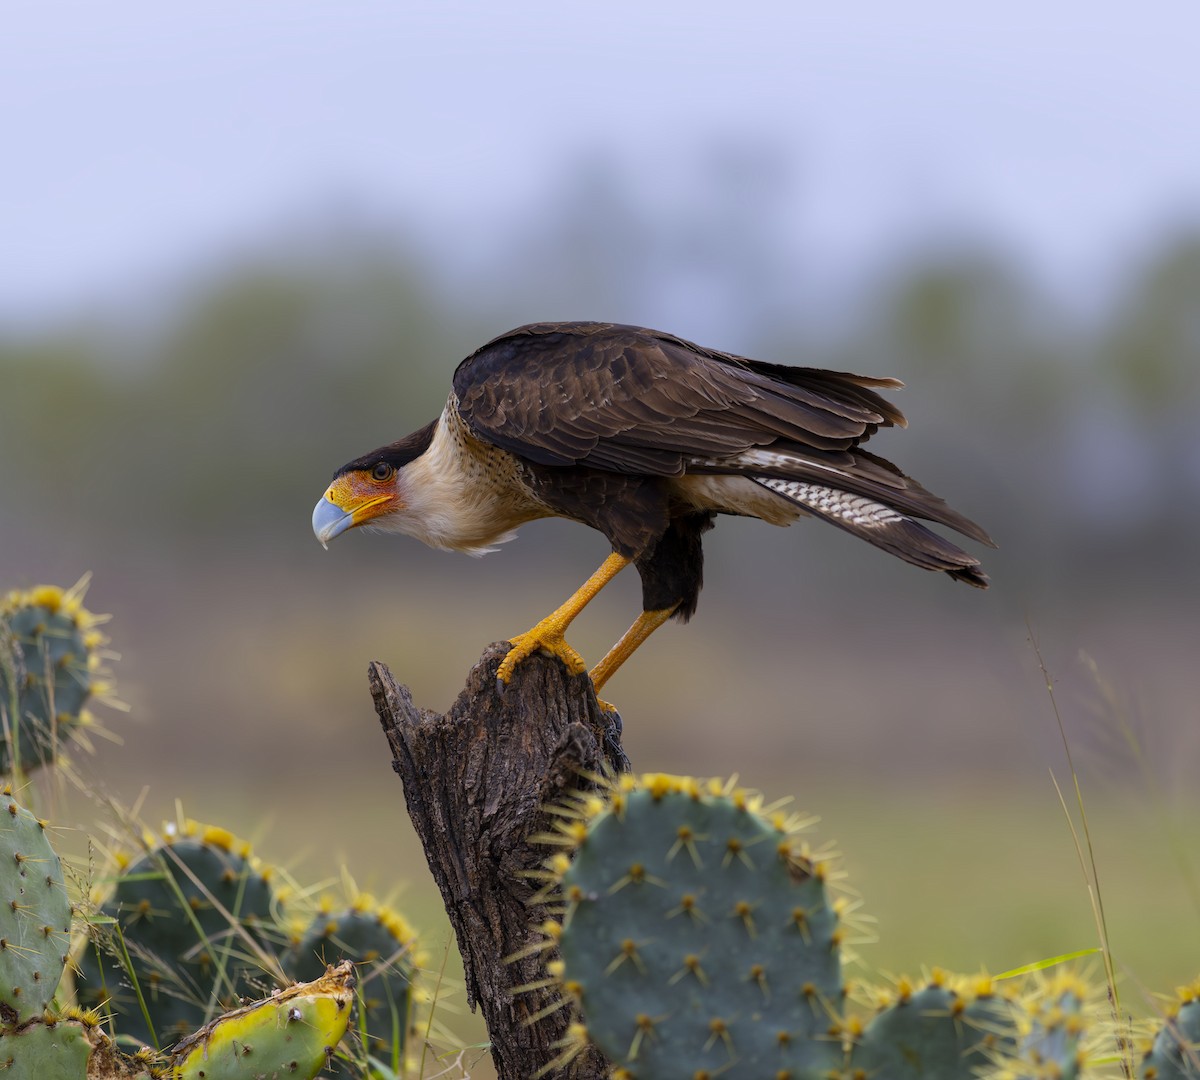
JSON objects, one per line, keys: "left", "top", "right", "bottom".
{"left": 75, "top": 819, "right": 277, "bottom": 1049}
{"left": 849, "top": 976, "right": 1019, "bottom": 1080}
{"left": 1141, "top": 982, "right": 1200, "bottom": 1080}
{"left": 0, "top": 1015, "right": 92, "bottom": 1078}
{"left": 1012, "top": 973, "right": 1090, "bottom": 1080}
{"left": 169, "top": 960, "right": 355, "bottom": 1080}
{"left": 544, "top": 773, "right": 847, "bottom": 1080}
{"left": 0, "top": 580, "right": 116, "bottom": 775}
{"left": 282, "top": 894, "right": 417, "bottom": 1076}
{"left": 0, "top": 787, "right": 72, "bottom": 1024}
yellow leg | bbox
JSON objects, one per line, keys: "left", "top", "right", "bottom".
{"left": 496, "top": 552, "right": 631, "bottom": 685}
{"left": 588, "top": 604, "right": 679, "bottom": 697}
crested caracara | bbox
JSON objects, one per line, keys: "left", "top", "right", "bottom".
{"left": 313, "top": 322, "right": 993, "bottom": 695}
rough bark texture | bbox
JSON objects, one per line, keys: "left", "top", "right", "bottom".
{"left": 369, "top": 643, "right": 628, "bottom": 1080}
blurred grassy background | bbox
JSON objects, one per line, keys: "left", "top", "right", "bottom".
{"left": 4, "top": 5, "right": 1200, "bottom": 1075}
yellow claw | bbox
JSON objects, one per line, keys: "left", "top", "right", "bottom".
{"left": 497, "top": 622, "right": 588, "bottom": 684}
{"left": 494, "top": 552, "right": 631, "bottom": 686}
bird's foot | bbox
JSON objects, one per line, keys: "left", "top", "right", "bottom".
{"left": 496, "top": 620, "right": 588, "bottom": 686}
{"left": 594, "top": 695, "right": 620, "bottom": 714}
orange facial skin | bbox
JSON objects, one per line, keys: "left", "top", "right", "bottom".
{"left": 311, "top": 467, "right": 399, "bottom": 548}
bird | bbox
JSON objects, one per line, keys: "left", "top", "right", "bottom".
{"left": 312, "top": 321, "right": 993, "bottom": 698}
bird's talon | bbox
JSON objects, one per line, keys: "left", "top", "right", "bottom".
{"left": 497, "top": 628, "right": 587, "bottom": 684}
{"left": 596, "top": 696, "right": 619, "bottom": 714}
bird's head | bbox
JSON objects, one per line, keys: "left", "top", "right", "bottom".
{"left": 312, "top": 459, "right": 402, "bottom": 548}
{"left": 311, "top": 423, "right": 436, "bottom": 548}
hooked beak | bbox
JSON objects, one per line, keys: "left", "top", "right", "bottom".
{"left": 312, "top": 476, "right": 396, "bottom": 549}
{"left": 312, "top": 495, "right": 354, "bottom": 549}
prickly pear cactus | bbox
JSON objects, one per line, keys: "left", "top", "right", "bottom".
{"left": 282, "top": 893, "right": 418, "bottom": 1077}
{"left": 74, "top": 817, "right": 278, "bottom": 1049}
{"left": 0, "top": 1013, "right": 93, "bottom": 1078}
{"left": 0, "top": 578, "right": 116, "bottom": 775}
{"left": 1008, "top": 973, "right": 1091, "bottom": 1080}
{"left": 538, "top": 773, "right": 850, "bottom": 1079}
{"left": 0, "top": 786, "right": 73, "bottom": 1025}
{"left": 1141, "top": 982, "right": 1200, "bottom": 1080}
{"left": 169, "top": 960, "right": 355, "bottom": 1080}
{"left": 848, "top": 974, "right": 1020, "bottom": 1079}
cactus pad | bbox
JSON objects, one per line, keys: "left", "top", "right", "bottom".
{"left": 169, "top": 960, "right": 355, "bottom": 1080}
{"left": 282, "top": 893, "right": 417, "bottom": 1076}
{"left": 75, "top": 818, "right": 277, "bottom": 1049}
{"left": 848, "top": 975, "right": 1019, "bottom": 1079}
{"left": 0, "top": 787, "right": 72, "bottom": 1024}
{"left": 0, "top": 579, "right": 117, "bottom": 775}
{"left": 1141, "top": 982, "right": 1200, "bottom": 1080}
{"left": 0, "top": 1015, "right": 93, "bottom": 1078}
{"left": 542, "top": 773, "right": 848, "bottom": 1079}
{"left": 1009, "top": 973, "right": 1091, "bottom": 1079}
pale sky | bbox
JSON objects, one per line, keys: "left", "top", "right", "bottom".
{"left": 5, "top": 1, "right": 1199, "bottom": 321}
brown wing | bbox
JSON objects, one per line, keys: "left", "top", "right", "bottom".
{"left": 452, "top": 322, "right": 906, "bottom": 475}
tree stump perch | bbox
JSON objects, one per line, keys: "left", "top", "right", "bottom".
{"left": 369, "top": 643, "right": 627, "bottom": 1080}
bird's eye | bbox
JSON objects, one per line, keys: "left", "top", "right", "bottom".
{"left": 371, "top": 462, "right": 393, "bottom": 482}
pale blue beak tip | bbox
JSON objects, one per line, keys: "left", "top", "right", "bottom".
{"left": 312, "top": 496, "right": 353, "bottom": 549}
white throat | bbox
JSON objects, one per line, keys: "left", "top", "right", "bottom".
{"left": 373, "top": 401, "right": 547, "bottom": 556}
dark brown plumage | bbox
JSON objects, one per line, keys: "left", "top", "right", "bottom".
{"left": 314, "top": 321, "right": 994, "bottom": 694}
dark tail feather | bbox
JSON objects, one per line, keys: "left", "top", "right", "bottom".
{"left": 946, "top": 562, "right": 990, "bottom": 588}
{"left": 753, "top": 476, "right": 990, "bottom": 588}
{"left": 851, "top": 448, "right": 996, "bottom": 548}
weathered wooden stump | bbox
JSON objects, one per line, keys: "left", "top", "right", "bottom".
{"left": 369, "top": 643, "right": 627, "bottom": 1080}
